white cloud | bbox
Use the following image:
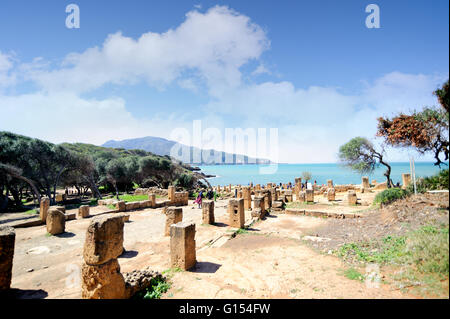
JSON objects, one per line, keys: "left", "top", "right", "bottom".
{"left": 26, "top": 6, "right": 269, "bottom": 97}
{"left": 0, "top": 51, "right": 16, "bottom": 88}
{"left": 0, "top": 92, "right": 192, "bottom": 145}
{"left": 251, "top": 64, "right": 271, "bottom": 76}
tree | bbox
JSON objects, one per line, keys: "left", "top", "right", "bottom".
{"left": 301, "top": 171, "right": 312, "bottom": 185}
{"left": 376, "top": 80, "right": 449, "bottom": 167}
{"left": 338, "top": 137, "right": 393, "bottom": 187}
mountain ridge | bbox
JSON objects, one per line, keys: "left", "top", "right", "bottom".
{"left": 102, "top": 136, "right": 271, "bottom": 165}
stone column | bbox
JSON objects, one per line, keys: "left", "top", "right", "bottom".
{"left": 402, "top": 173, "right": 411, "bottom": 189}
{"left": 170, "top": 222, "right": 196, "bottom": 270}
{"left": 242, "top": 187, "right": 252, "bottom": 210}
{"left": 362, "top": 176, "right": 370, "bottom": 189}
{"left": 252, "top": 196, "right": 265, "bottom": 219}
{"left": 298, "top": 191, "right": 306, "bottom": 202}
{"left": 78, "top": 205, "right": 90, "bottom": 218}
{"left": 327, "top": 188, "right": 336, "bottom": 201}
{"left": 39, "top": 197, "right": 50, "bottom": 222}
{"left": 347, "top": 190, "right": 357, "bottom": 205}
{"left": 116, "top": 200, "right": 126, "bottom": 212}
{"left": 327, "top": 180, "right": 333, "bottom": 188}
{"left": 168, "top": 186, "right": 175, "bottom": 202}
{"left": 148, "top": 193, "right": 156, "bottom": 208}
{"left": 202, "top": 200, "right": 215, "bottom": 225}
{"left": 165, "top": 207, "right": 183, "bottom": 236}
{"left": 46, "top": 208, "right": 66, "bottom": 235}
{"left": 306, "top": 189, "right": 314, "bottom": 203}
{"left": 228, "top": 198, "right": 245, "bottom": 228}
{"left": 0, "top": 226, "right": 15, "bottom": 290}
{"left": 270, "top": 187, "right": 278, "bottom": 203}
{"left": 285, "top": 190, "right": 293, "bottom": 202}
{"left": 82, "top": 215, "right": 126, "bottom": 299}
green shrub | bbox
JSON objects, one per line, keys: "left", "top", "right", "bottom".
{"left": 407, "top": 169, "right": 449, "bottom": 193}
{"left": 132, "top": 277, "right": 170, "bottom": 299}
{"left": 373, "top": 188, "right": 409, "bottom": 205}
{"left": 406, "top": 225, "right": 449, "bottom": 276}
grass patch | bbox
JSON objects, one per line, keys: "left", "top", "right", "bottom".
{"left": 235, "top": 228, "right": 248, "bottom": 235}
{"left": 107, "top": 204, "right": 116, "bottom": 210}
{"left": 162, "top": 267, "right": 183, "bottom": 279}
{"left": 24, "top": 209, "right": 38, "bottom": 215}
{"left": 338, "top": 224, "right": 449, "bottom": 297}
{"left": 343, "top": 268, "right": 364, "bottom": 281}
{"left": 118, "top": 194, "right": 149, "bottom": 202}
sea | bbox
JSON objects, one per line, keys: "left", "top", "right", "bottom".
{"left": 197, "top": 162, "right": 446, "bottom": 187}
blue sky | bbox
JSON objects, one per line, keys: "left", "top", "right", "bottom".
{"left": 0, "top": 0, "right": 448, "bottom": 163}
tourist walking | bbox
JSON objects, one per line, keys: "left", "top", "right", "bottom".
{"left": 195, "top": 190, "right": 203, "bottom": 208}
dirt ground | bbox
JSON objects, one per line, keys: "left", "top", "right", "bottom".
{"left": 6, "top": 189, "right": 439, "bottom": 299}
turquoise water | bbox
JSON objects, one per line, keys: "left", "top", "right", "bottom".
{"left": 198, "top": 162, "right": 446, "bottom": 186}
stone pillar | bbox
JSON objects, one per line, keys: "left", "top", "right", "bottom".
{"left": 270, "top": 187, "right": 278, "bottom": 202}
{"left": 402, "top": 173, "right": 411, "bottom": 189}
{"left": 228, "top": 198, "right": 245, "bottom": 228}
{"left": 347, "top": 190, "right": 357, "bottom": 205}
{"left": 148, "top": 193, "right": 156, "bottom": 208}
{"left": 252, "top": 196, "right": 265, "bottom": 219}
{"left": 116, "top": 200, "right": 126, "bottom": 212}
{"left": 78, "top": 205, "right": 90, "bottom": 218}
{"left": 168, "top": 186, "right": 175, "bottom": 202}
{"left": 82, "top": 215, "right": 126, "bottom": 299}
{"left": 327, "top": 188, "right": 336, "bottom": 201}
{"left": 327, "top": 180, "right": 333, "bottom": 188}
{"left": 46, "top": 208, "right": 66, "bottom": 235}
{"left": 202, "top": 200, "right": 215, "bottom": 225}
{"left": 0, "top": 226, "right": 15, "bottom": 290}
{"left": 285, "top": 190, "right": 293, "bottom": 202}
{"left": 306, "top": 189, "right": 314, "bottom": 203}
{"left": 165, "top": 207, "right": 183, "bottom": 236}
{"left": 362, "top": 176, "right": 370, "bottom": 189}
{"left": 39, "top": 197, "right": 50, "bottom": 222}
{"left": 242, "top": 187, "right": 252, "bottom": 210}
{"left": 170, "top": 222, "right": 196, "bottom": 270}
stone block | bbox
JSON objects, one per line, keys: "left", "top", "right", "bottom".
{"left": 78, "top": 205, "right": 90, "bottom": 218}
{"left": 46, "top": 208, "right": 66, "bottom": 235}
{"left": 306, "top": 189, "right": 314, "bottom": 202}
{"left": 83, "top": 215, "right": 124, "bottom": 265}
{"left": 202, "top": 200, "right": 215, "bottom": 225}
{"left": 170, "top": 222, "right": 196, "bottom": 270}
{"left": 228, "top": 198, "right": 245, "bottom": 228}
{"left": 39, "top": 197, "right": 50, "bottom": 222}
{"left": 81, "top": 259, "right": 126, "bottom": 299}
{"left": 165, "top": 207, "right": 183, "bottom": 236}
